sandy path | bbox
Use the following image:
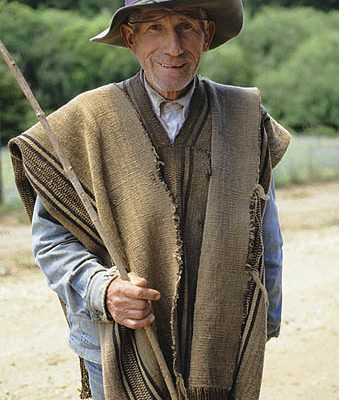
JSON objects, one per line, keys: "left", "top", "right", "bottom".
{"left": 1, "top": 182, "right": 338, "bottom": 400}
{"left": 0, "top": 225, "right": 80, "bottom": 399}
{"left": 261, "top": 182, "right": 339, "bottom": 400}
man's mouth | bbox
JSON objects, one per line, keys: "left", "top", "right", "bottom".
{"left": 158, "top": 62, "right": 185, "bottom": 69}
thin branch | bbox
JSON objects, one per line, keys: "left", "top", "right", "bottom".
{"left": 0, "top": 40, "right": 178, "bottom": 400}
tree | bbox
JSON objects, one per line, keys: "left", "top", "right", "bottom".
{"left": 246, "top": 0, "right": 339, "bottom": 14}
{"left": 257, "top": 31, "right": 339, "bottom": 131}
{"left": 199, "top": 41, "right": 254, "bottom": 86}
{"left": 1, "top": 2, "right": 338, "bottom": 141}
{"left": 7, "top": 0, "right": 123, "bottom": 15}
{"left": 239, "top": 7, "right": 338, "bottom": 71}
{"left": 29, "top": 8, "right": 139, "bottom": 110}
{"left": 0, "top": 2, "right": 38, "bottom": 141}
{"left": 0, "top": 3, "right": 139, "bottom": 141}
{"left": 0, "top": 63, "right": 34, "bottom": 140}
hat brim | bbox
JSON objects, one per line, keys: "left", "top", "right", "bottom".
{"left": 90, "top": 0, "right": 243, "bottom": 50}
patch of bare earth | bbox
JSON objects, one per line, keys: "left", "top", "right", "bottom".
{"left": 261, "top": 182, "right": 339, "bottom": 400}
{"left": 0, "top": 226, "right": 80, "bottom": 399}
{"left": 1, "top": 182, "right": 339, "bottom": 399}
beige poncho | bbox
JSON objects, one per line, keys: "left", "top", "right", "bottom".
{"left": 9, "top": 77, "right": 290, "bottom": 399}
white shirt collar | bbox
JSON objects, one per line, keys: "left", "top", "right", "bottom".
{"left": 142, "top": 71, "right": 196, "bottom": 119}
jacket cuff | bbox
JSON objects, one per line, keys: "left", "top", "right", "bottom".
{"left": 267, "top": 323, "right": 281, "bottom": 341}
{"left": 86, "top": 266, "right": 119, "bottom": 321}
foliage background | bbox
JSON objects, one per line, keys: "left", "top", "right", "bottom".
{"left": 0, "top": 0, "right": 338, "bottom": 196}
{"left": 0, "top": 0, "right": 338, "bottom": 142}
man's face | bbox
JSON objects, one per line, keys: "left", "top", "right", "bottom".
{"left": 121, "top": 7, "right": 215, "bottom": 100}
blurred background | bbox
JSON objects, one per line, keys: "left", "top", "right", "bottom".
{"left": 1, "top": 0, "right": 339, "bottom": 197}
{"left": 0, "top": 0, "right": 338, "bottom": 399}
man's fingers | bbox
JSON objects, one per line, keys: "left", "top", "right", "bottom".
{"left": 115, "top": 298, "right": 149, "bottom": 310}
{"left": 122, "top": 284, "right": 160, "bottom": 301}
{"left": 123, "top": 303, "right": 153, "bottom": 320}
{"left": 120, "top": 313, "right": 156, "bottom": 330}
{"left": 113, "top": 302, "right": 152, "bottom": 321}
{"left": 105, "top": 274, "right": 160, "bottom": 324}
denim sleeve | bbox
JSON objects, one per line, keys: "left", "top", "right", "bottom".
{"left": 263, "top": 178, "right": 283, "bottom": 340}
{"left": 32, "top": 196, "right": 119, "bottom": 321}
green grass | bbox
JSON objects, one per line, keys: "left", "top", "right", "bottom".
{"left": 0, "top": 147, "right": 26, "bottom": 223}
{"left": 0, "top": 201, "right": 28, "bottom": 225}
{"left": 1, "top": 136, "right": 339, "bottom": 208}
{"left": 1, "top": 146, "right": 21, "bottom": 203}
{"left": 0, "top": 201, "right": 23, "bottom": 212}
{"left": 274, "top": 136, "right": 339, "bottom": 187}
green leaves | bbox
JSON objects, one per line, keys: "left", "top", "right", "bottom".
{"left": 0, "top": 3, "right": 137, "bottom": 142}
{"left": 255, "top": 12, "right": 339, "bottom": 131}
{"left": 200, "top": 6, "right": 339, "bottom": 134}
{"left": 0, "top": 3, "right": 338, "bottom": 142}
{"left": 200, "top": 42, "right": 254, "bottom": 86}
{"left": 6, "top": 0, "right": 123, "bottom": 16}
{"left": 0, "top": 62, "right": 34, "bottom": 136}
{"left": 247, "top": 0, "right": 339, "bottom": 14}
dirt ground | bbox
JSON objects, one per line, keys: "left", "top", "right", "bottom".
{"left": 0, "top": 182, "right": 338, "bottom": 400}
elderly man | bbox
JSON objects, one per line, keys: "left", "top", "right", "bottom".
{"left": 9, "top": 0, "right": 290, "bottom": 399}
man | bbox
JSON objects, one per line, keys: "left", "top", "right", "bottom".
{"left": 9, "top": 0, "right": 290, "bottom": 399}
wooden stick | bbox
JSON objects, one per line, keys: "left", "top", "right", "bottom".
{"left": 0, "top": 40, "right": 178, "bottom": 400}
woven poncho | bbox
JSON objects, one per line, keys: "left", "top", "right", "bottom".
{"left": 9, "top": 77, "right": 290, "bottom": 400}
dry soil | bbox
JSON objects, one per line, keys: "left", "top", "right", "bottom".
{"left": 1, "top": 182, "right": 338, "bottom": 400}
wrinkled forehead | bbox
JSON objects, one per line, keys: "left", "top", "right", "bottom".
{"left": 128, "top": 6, "right": 208, "bottom": 24}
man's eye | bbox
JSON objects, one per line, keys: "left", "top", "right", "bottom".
{"left": 148, "top": 24, "right": 162, "bottom": 31}
{"left": 178, "top": 22, "right": 195, "bottom": 31}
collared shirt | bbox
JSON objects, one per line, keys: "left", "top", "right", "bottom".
{"left": 143, "top": 73, "right": 195, "bottom": 144}
{"left": 31, "top": 78, "right": 283, "bottom": 364}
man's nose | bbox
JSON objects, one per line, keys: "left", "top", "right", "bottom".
{"left": 163, "top": 29, "right": 184, "bottom": 57}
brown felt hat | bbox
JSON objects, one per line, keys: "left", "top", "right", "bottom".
{"left": 90, "top": 0, "right": 243, "bottom": 50}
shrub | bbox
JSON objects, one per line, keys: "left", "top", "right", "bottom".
{"left": 257, "top": 31, "right": 339, "bottom": 131}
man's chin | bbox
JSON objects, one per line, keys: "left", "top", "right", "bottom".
{"left": 151, "top": 78, "right": 193, "bottom": 99}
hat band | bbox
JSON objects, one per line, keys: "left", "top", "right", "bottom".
{"left": 125, "top": 0, "right": 163, "bottom": 6}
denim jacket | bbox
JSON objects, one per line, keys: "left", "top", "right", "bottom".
{"left": 32, "top": 179, "right": 283, "bottom": 364}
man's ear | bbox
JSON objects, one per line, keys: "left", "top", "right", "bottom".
{"left": 120, "top": 24, "right": 137, "bottom": 52}
{"left": 203, "top": 21, "right": 216, "bottom": 52}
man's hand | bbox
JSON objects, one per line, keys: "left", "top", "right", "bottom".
{"left": 105, "top": 272, "right": 161, "bottom": 329}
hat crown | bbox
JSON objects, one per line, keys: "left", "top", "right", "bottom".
{"left": 91, "top": 0, "right": 244, "bottom": 50}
